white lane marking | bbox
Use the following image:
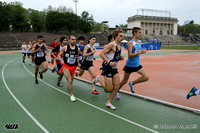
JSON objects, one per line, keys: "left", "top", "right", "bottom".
{"left": 2, "top": 58, "right": 49, "bottom": 133}
{"left": 23, "top": 63, "right": 159, "bottom": 133}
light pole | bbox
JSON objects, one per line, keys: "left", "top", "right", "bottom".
{"left": 73, "top": 0, "right": 78, "bottom": 15}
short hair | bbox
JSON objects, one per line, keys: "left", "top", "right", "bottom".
{"left": 78, "top": 36, "right": 85, "bottom": 41}
{"left": 37, "top": 35, "right": 43, "bottom": 39}
{"left": 132, "top": 27, "right": 141, "bottom": 36}
{"left": 60, "top": 37, "right": 68, "bottom": 44}
{"left": 112, "top": 28, "right": 123, "bottom": 38}
{"left": 107, "top": 34, "right": 113, "bottom": 42}
{"left": 69, "top": 35, "right": 76, "bottom": 40}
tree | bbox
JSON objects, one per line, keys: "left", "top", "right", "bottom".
{"left": 79, "top": 11, "right": 94, "bottom": 33}
{"left": 0, "top": 2, "right": 11, "bottom": 32}
{"left": 8, "top": 1, "right": 30, "bottom": 32}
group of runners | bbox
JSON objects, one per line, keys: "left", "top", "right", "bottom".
{"left": 21, "top": 27, "right": 200, "bottom": 110}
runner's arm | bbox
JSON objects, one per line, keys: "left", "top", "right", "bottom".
{"left": 57, "top": 46, "right": 66, "bottom": 65}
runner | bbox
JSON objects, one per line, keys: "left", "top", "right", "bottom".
{"left": 21, "top": 41, "right": 27, "bottom": 63}
{"left": 49, "top": 38, "right": 60, "bottom": 64}
{"left": 76, "top": 36, "right": 85, "bottom": 64}
{"left": 31, "top": 35, "right": 48, "bottom": 84}
{"left": 75, "top": 35, "right": 99, "bottom": 95}
{"left": 187, "top": 87, "right": 200, "bottom": 99}
{"left": 119, "top": 27, "right": 149, "bottom": 93}
{"left": 51, "top": 37, "right": 68, "bottom": 87}
{"left": 57, "top": 35, "right": 80, "bottom": 102}
{"left": 27, "top": 41, "right": 32, "bottom": 64}
{"left": 92, "top": 29, "right": 124, "bottom": 110}
{"left": 31, "top": 40, "right": 36, "bottom": 66}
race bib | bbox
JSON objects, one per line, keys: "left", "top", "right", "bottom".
{"left": 37, "top": 50, "right": 44, "bottom": 57}
{"left": 112, "top": 61, "right": 118, "bottom": 69}
{"left": 86, "top": 55, "right": 93, "bottom": 61}
{"left": 79, "top": 56, "right": 82, "bottom": 60}
{"left": 67, "top": 58, "right": 76, "bottom": 64}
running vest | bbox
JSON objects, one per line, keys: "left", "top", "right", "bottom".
{"left": 104, "top": 41, "right": 121, "bottom": 69}
{"left": 76, "top": 43, "right": 85, "bottom": 61}
{"left": 63, "top": 44, "right": 78, "bottom": 66}
{"left": 35, "top": 44, "right": 45, "bottom": 58}
{"left": 125, "top": 40, "right": 141, "bottom": 67}
{"left": 83, "top": 44, "right": 94, "bottom": 62}
{"left": 21, "top": 44, "right": 26, "bottom": 53}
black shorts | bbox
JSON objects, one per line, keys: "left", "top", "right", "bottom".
{"left": 123, "top": 65, "right": 143, "bottom": 74}
{"left": 80, "top": 61, "right": 93, "bottom": 70}
{"left": 101, "top": 63, "right": 118, "bottom": 78}
{"left": 22, "top": 52, "right": 26, "bottom": 56}
{"left": 57, "top": 63, "right": 62, "bottom": 71}
{"left": 35, "top": 57, "right": 46, "bottom": 66}
{"left": 27, "top": 53, "right": 31, "bottom": 57}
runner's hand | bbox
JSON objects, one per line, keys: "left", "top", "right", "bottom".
{"left": 109, "top": 62, "right": 116, "bottom": 67}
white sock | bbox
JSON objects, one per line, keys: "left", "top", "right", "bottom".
{"left": 195, "top": 89, "right": 199, "bottom": 95}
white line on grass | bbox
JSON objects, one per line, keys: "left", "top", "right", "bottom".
{"left": 23, "top": 63, "right": 159, "bottom": 133}
{"left": 2, "top": 58, "right": 49, "bottom": 133}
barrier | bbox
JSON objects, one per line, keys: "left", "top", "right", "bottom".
{"left": 141, "top": 42, "right": 161, "bottom": 50}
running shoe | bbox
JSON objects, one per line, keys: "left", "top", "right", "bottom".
{"left": 39, "top": 72, "right": 43, "bottom": 79}
{"left": 35, "top": 79, "right": 38, "bottom": 84}
{"left": 105, "top": 103, "right": 116, "bottom": 110}
{"left": 129, "top": 81, "right": 134, "bottom": 93}
{"left": 23, "top": 60, "right": 25, "bottom": 63}
{"left": 187, "top": 87, "right": 198, "bottom": 99}
{"left": 114, "top": 92, "right": 120, "bottom": 100}
{"left": 92, "top": 75, "right": 99, "bottom": 85}
{"left": 70, "top": 95, "right": 76, "bottom": 102}
{"left": 92, "top": 89, "right": 99, "bottom": 95}
{"left": 52, "top": 66, "right": 57, "bottom": 73}
{"left": 57, "top": 83, "right": 63, "bottom": 87}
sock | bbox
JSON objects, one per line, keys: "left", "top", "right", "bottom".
{"left": 92, "top": 89, "right": 95, "bottom": 91}
{"left": 195, "top": 89, "right": 199, "bottom": 95}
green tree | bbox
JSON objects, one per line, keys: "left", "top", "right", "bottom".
{"left": 8, "top": 1, "right": 30, "bottom": 32}
{"left": 0, "top": 1, "right": 10, "bottom": 32}
{"left": 80, "top": 11, "right": 94, "bottom": 33}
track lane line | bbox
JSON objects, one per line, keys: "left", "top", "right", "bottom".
{"left": 23, "top": 63, "right": 159, "bottom": 133}
{"left": 2, "top": 58, "right": 49, "bottom": 133}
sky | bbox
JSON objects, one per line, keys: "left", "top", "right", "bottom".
{"left": 3, "top": 0, "right": 200, "bottom": 27}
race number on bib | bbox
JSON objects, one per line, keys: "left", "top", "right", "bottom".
{"left": 79, "top": 56, "right": 82, "bottom": 61}
{"left": 86, "top": 55, "right": 93, "bottom": 61}
{"left": 67, "top": 58, "right": 76, "bottom": 64}
{"left": 37, "top": 51, "right": 44, "bottom": 57}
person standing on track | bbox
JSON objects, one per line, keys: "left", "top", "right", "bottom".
{"left": 187, "top": 87, "right": 200, "bottom": 99}
{"left": 31, "top": 35, "right": 48, "bottom": 84}
{"left": 92, "top": 29, "right": 124, "bottom": 110}
{"left": 21, "top": 41, "right": 27, "bottom": 63}
{"left": 75, "top": 35, "right": 99, "bottom": 95}
{"left": 51, "top": 37, "right": 68, "bottom": 87}
{"left": 119, "top": 27, "right": 149, "bottom": 93}
{"left": 57, "top": 35, "right": 80, "bottom": 102}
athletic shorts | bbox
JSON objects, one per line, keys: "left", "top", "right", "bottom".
{"left": 57, "top": 63, "right": 62, "bottom": 71}
{"left": 60, "top": 63, "right": 76, "bottom": 75}
{"left": 22, "top": 52, "right": 26, "bottom": 56}
{"left": 35, "top": 57, "right": 46, "bottom": 66}
{"left": 80, "top": 61, "right": 93, "bottom": 70}
{"left": 101, "top": 63, "right": 118, "bottom": 78}
{"left": 123, "top": 65, "right": 143, "bottom": 74}
{"left": 27, "top": 53, "right": 31, "bottom": 57}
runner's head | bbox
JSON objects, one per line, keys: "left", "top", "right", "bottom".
{"left": 69, "top": 36, "right": 76, "bottom": 46}
{"left": 37, "top": 35, "right": 44, "bottom": 44}
{"left": 132, "top": 27, "right": 142, "bottom": 39}
{"left": 78, "top": 36, "right": 85, "bottom": 45}
{"left": 88, "top": 35, "right": 96, "bottom": 45}
{"left": 112, "top": 29, "right": 124, "bottom": 43}
{"left": 60, "top": 37, "right": 68, "bottom": 46}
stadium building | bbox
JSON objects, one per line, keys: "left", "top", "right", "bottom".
{"left": 127, "top": 9, "right": 178, "bottom": 35}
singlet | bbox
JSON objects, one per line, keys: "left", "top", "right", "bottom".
{"left": 83, "top": 44, "right": 94, "bottom": 62}
{"left": 52, "top": 45, "right": 63, "bottom": 64}
{"left": 63, "top": 44, "right": 78, "bottom": 66}
{"left": 76, "top": 43, "right": 85, "bottom": 61}
{"left": 27, "top": 45, "right": 32, "bottom": 53}
{"left": 35, "top": 43, "right": 45, "bottom": 58}
{"left": 125, "top": 40, "right": 141, "bottom": 67}
{"left": 21, "top": 44, "right": 27, "bottom": 53}
{"left": 104, "top": 41, "right": 121, "bottom": 69}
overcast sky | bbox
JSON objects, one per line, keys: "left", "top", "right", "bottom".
{"left": 3, "top": 0, "right": 200, "bottom": 27}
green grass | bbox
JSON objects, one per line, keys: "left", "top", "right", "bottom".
{"left": 161, "top": 45, "right": 200, "bottom": 50}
